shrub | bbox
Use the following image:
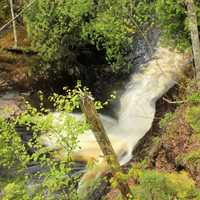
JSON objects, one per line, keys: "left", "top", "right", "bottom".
{"left": 187, "top": 91, "right": 200, "bottom": 104}
{"left": 0, "top": 0, "right": 9, "bottom": 25}
{"left": 155, "top": 0, "right": 200, "bottom": 50}
{"left": 186, "top": 106, "right": 200, "bottom": 134}
{"left": 131, "top": 170, "right": 200, "bottom": 200}
{"left": 24, "top": 0, "right": 154, "bottom": 72}
{"left": 0, "top": 117, "right": 28, "bottom": 170}
{"left": 159, "top": 112, "right": 175, "bottom": 129}
{"left": 176, "top": 149, "right": 200, "bottom": 166}
{"left": 0, "top": 85, "right": 90, "bottom": 199}
{"left": 0, "top": 83, "right": 112, "bottom": 199}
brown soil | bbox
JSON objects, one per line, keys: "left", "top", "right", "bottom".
{"left": 149, "top": 105, "right": 200, "bottom": 186}
{"left": 0, "top": 26, "right": 29, "bottom": 48}
{"left": 0, "top": 27, "right": 39, "bottom": 92}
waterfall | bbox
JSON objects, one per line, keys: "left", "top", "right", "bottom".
{"left": 116, "top": 47, "right": 185, "bottom": 164}
{"left": 41, "top": 46, "right": 186, "bottom": 166}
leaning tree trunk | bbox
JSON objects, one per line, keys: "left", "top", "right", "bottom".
{"left": 186, "top": 0, "right": 200, "bottom": 86}
{"left": 80, "top": 94, "right": 132, "bottom": 200}
{"left": 9, "top": 0, "right": 18, "bottom": 48}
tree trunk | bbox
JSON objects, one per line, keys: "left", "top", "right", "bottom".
{"left": 80, "top": 94, "right": 131, "bottom": 200}
{"left": 186, "top": 0, "right": 200, "bottom": 86}
{"left": 9, "top": 0, "right": 18, "bottom": 48}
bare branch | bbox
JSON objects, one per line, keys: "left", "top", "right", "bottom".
{"left": 162, "top": 97, "right": 185, "bottom": 104}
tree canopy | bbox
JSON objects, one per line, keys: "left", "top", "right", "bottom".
{"left": 24, "top": 0, "right": 154, "bottom": 71}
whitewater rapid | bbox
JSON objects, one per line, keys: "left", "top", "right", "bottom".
{"left": 41, "top": 46, "right": 186, "bottom": 166}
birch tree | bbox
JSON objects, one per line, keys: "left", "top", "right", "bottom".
{"left": 9, "top": 0, "right": 17, "bottom": 48}
{"left": 186, "top": 0, "right": 200, "bottom": 86}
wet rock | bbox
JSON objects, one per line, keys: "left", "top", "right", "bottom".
{"left": 0, "top": 91, "right": 28, "bottom": 119}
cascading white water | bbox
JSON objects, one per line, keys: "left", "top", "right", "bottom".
{"left": 115, "top": 47, "right": 185, "bottom": 164}
{"left": 41, "top": 46, "right": 186, "bottom": 166}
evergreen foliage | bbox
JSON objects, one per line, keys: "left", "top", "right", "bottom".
{"left": 186, "top": 105, "right": 200, "bottom": 134}
{"left": 0, "top": 0, "right": 9, "bottom": 24}
{"left": 186, "top": 89, "right": 200, "bottom": 135}
{"left": 24, "top": 0, "right": 154, "bottom": 71}
{"left": 23, "top": 0, "right": 200, "bottom": 73}
{"left": 155, "top": 0, "right": 200, "bottom": 50}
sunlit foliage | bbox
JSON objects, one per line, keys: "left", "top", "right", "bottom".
{"left": 24, "top": 0, "right": 154, "bottom": 71}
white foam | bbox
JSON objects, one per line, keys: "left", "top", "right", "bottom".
{"left": 41, "top": 47, "right": 185, "bottom": 165}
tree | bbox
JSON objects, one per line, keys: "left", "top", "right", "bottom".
{"left": 80, "top": 93, "right": 131, "bottom": 200}
{"left": 9, "top": 0, "right": 18, "bottom": 48}
{"left": 24, "top": 0, "right": 154, "bottom": 72}
{"left": 0, "top": 88, "right": 88, "bottom": 199}
{"left": 155, "top": 0, "right": 191, "bottom": 49}
{"left": 185, "top": 0, "right": 200, "bottom": 87}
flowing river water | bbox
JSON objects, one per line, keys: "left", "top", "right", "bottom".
{"left": 41, "top": 46, "right": 186, "bottom": 168}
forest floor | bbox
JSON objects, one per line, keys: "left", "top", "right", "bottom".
{"left": 0, "top": 26, "right": 39, "bottom": 92}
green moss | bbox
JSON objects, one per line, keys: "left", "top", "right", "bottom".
{"left": 131, "top": 170, "right": 200, "bottom": 200}
{"left": 187, "top": 91, "right": 200, "bottom": 104}
{"left": 152, "top": 136, "right": 161, "bottom": 146}
{"left": 186, "top": 106, "right": 200, "bottom": 134}
{"left": 176, "top": 149, "right": 200, "bottom": 167}
{"left": 159, "top": 112, "right": 175, "bottom": 129}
